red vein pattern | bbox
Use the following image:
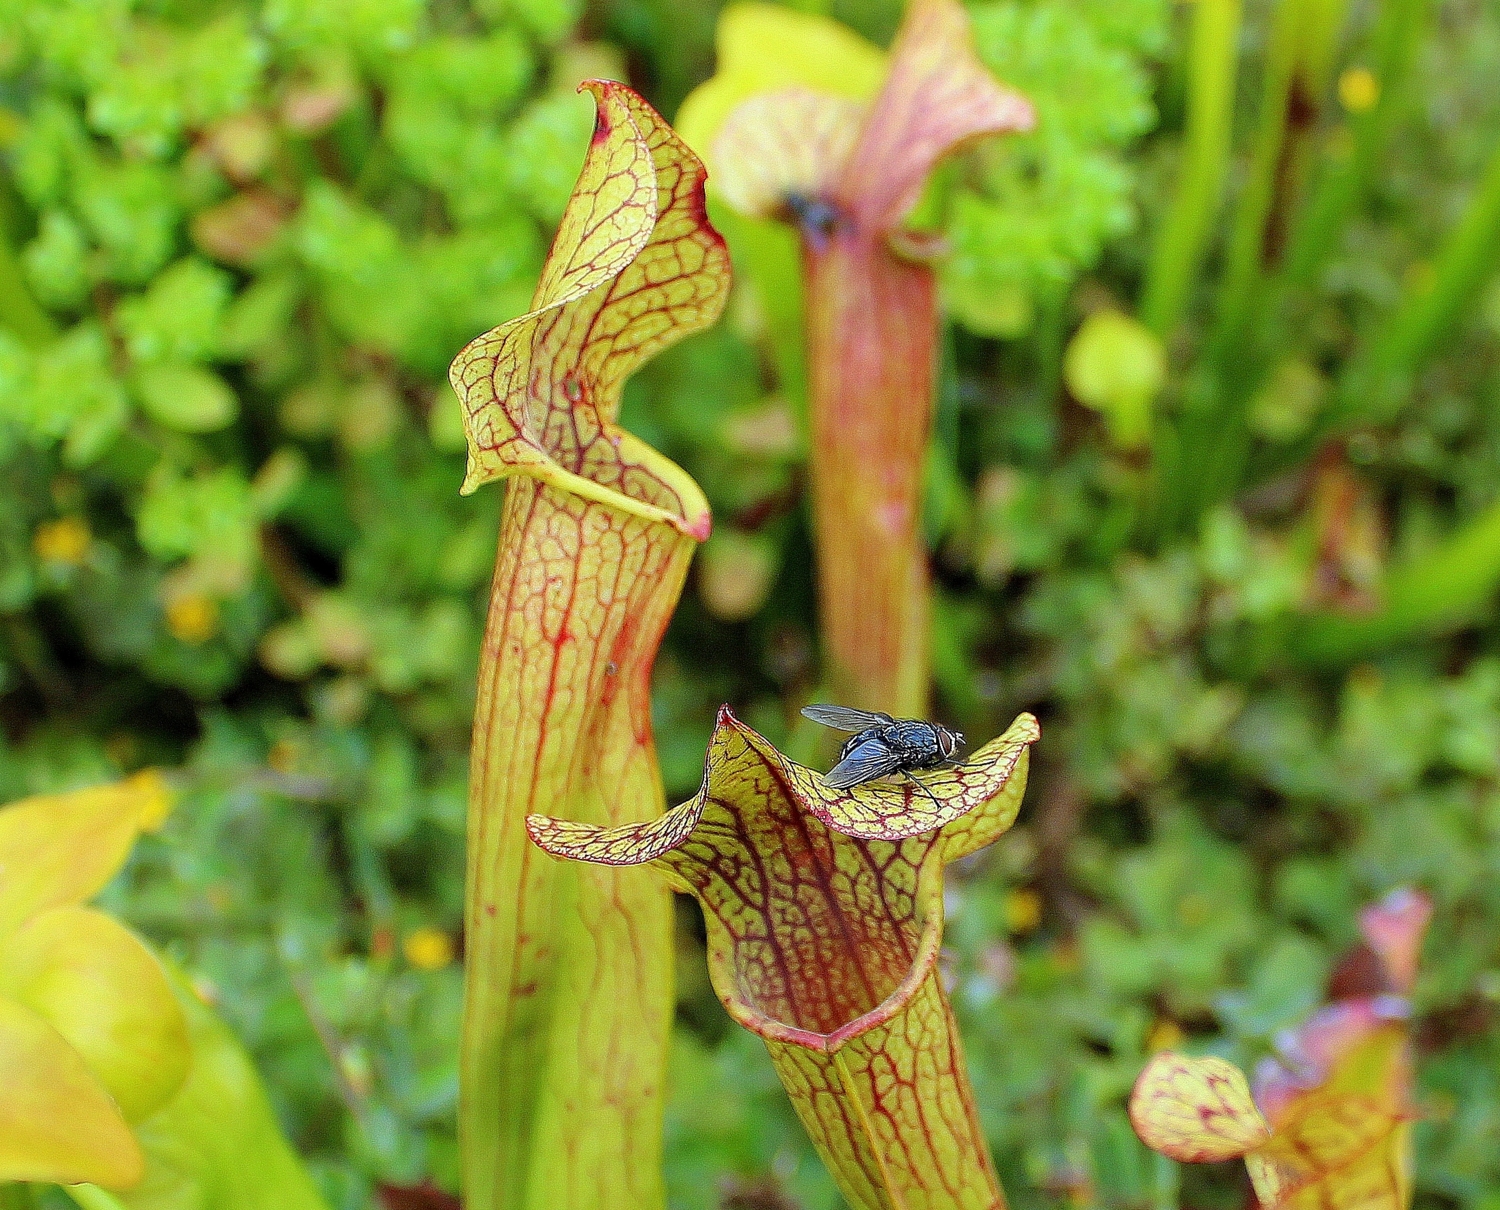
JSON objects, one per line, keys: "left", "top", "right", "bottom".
{"left": 711, "top": 0, "right": 1032, "bottom": 717}
{"left": 528, "top": 707, "right": 1038, "bottom": 1210}
{"left": 448, "top": 82, "right": 729, "bottom": 1210}
{"left": 1130, "top": 889, "right": 1429, "bottom": 1210}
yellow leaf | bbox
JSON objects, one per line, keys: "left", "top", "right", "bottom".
{"left": 0, "top": 994, "right": 143, "bottom": 1187}
{"left": 109, "top": 969, "right": 329, "bottom": 1210}
{"left": 1128, "top": 1052, "right": 1272, "bottom": 1163}
{"left": 0, "top": 905, "right": 190, "bottom": 1123}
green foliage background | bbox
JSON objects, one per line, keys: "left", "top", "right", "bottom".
{"left": 1, "top": 0, "right": 1499, "bottom": 1207}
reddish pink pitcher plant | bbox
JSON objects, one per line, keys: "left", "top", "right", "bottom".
{"left": 710, "top": 0, "right": 1033, "bottom": 714}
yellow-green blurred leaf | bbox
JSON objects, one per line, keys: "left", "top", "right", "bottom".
{"left": 0, "top": 995, "right": 143, "bottom": 1188}
{"left": 0, "top": 905, "right": 190, "bottom": 1123}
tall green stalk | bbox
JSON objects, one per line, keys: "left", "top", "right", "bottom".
{"left": 1140, "top": 0, "right": 1243, "bottom": 341}
{"left": 1334, "top": 140, "right": 1500, "bottom": 425}
{"left": 1280, "top": 0, "right": 1430, "bottom": 293}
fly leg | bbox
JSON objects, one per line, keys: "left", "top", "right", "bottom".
{"left": 901, "top": 769, "right": 944, "bottom": 813}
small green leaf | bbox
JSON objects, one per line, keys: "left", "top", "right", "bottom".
{"left": 131, "top": 363, "right": 239, "bottom": 433}
{"left": 1063, "top": 309, "right": 1165, "bottom": 447}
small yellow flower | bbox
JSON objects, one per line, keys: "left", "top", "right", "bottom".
{"left": 165, "top": 593, "right": 220, "bottom": 645}
{"left": 1003, "top": 887, "right": 1043, "bottom": 935}
{"left": 267, "top": 738, "right": 301, "bottom": 774}
{"left": 1146, "top": 1017, "right": 1185, "bottom": 1053}
{"left": 403, "top": 927, "right": 455, "bottom": 971}
{"left": 1338, "top": 66, "right": 1380, "bottom": 114}
{"left": 33, "top": 517, "right": 92, "bottom": 566}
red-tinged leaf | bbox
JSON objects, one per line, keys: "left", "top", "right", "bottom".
{"left": 1128, "top": 1053, "right": 1272, "bottom": 1164}
{"left": 1252, "top": 1020, "right": 1413, "bottom": 1209}
{"left": 834, "top": 0, "right": 1034, "bottom": 233}
{"left": 529, "top": 706, "right": 1036, "bottom": 1210}
{"left": 1133, "top": 891, "right": 1427, "bottom": 1210}
{"left": 1358, "top": 887, "right": 1431, "bottom": 996}
{"left": 448, "top": 81, "right": 729, "bottom": 1210}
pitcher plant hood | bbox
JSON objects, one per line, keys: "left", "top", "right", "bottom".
{"left": 529, "top": 708, "right": 1039, "bottom": 1210}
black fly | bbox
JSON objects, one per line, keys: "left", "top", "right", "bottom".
{"left": 800, "top": 704, "right": 964, "bottom": 810}
{"left": 783, "top": 191, "right": 841, "bottom": 243}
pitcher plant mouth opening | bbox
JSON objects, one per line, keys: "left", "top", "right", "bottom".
{"left": 528, "top": 706, "right": 1037, "bottom": 1210}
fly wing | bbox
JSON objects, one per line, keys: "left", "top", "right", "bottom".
{"left": 824, "top": 737, "right": 904, "bottom": 789}
{"left": 800, "top": 704, "right": 894, "bottom": 732}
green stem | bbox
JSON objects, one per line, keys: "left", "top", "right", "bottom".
{"left": 1140, "top": 0, "right": 1242, "bottom": 340}
{"left": 1292, "top": 493, "right": 1500, "bottom": 665}
{"left": 1280, "top": 0, "right": 1429, "bottom": 293}
{"left": 1333, "top": 138, "right": 1500, "bottom": 423}
{"left": 1212, "top": 0, "right": 1300, "bottom": 356}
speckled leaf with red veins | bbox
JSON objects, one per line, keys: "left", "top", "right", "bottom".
{"left": 449, "top": 81, "right": 729, "bottom": 1210}
{"left": 1130, "top": 889, "right": 1430, "bottom": 1210}
{"left": 529, "top": 707, "right": 1037, "bottom": 1210}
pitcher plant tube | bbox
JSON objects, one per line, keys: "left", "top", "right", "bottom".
{"left": 447, "top": 82, "right": 729, "bottom": 1210}
{"left": 528, "top": 708, "right": 1040, "bottom": 1210}
{"left": 1129, "top": 887, "right": 1431, "bottom": 1209}
{"left": 706, "top": 0, "right": 1033, "bottom": 715}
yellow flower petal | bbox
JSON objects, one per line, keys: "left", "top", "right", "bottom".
{"left": 0, "top": 778, "right": 162, "bottom": 937}
{"left": 1338, "top": 66, "right": 1379, "bottom": 114}
{"left": 675, "top": 2, "right": 887, "bottom": 167}
{"left": 0, "top": 994, "right": 143, "bottom": 1187}
{"left": 0, "top": 905, "right": 190, "bottom": 1123}
{"left": 33, "top": 517, "right": 93, "bottom": 566}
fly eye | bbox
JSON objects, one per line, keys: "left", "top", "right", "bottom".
{"left": 940, "top": 730, "right": 957, "bottom": 757}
